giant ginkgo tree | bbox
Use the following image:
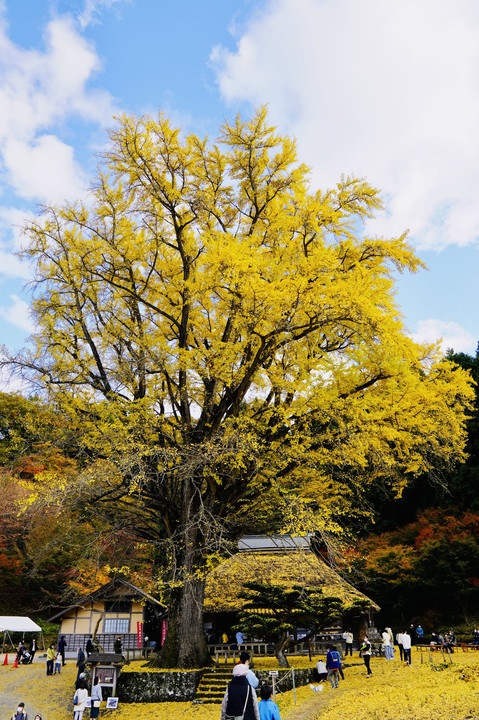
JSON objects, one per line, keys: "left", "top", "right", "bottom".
{"left": 4, "top": 107, "right": 473, "bottom": 667}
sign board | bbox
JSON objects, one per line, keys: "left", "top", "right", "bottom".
{"left": 137, "top": 621, "right": 143, "bottom": 648}
{"left": 269, "top": 671, "right": 279, "bottom": 676}
{"left": 161, "top": 619, "right": 168, "bottom": 647}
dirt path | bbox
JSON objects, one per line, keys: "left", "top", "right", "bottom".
{"left": 0, "top": 655, "right": 76, "bottom": 719}
{"left": 282, "top": 680, "right": 351, "bottom": 720}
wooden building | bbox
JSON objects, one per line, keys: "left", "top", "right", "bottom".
{"left": 48, "top": 578, "right": 164, "bottom": 653}
{"left": 203, "top": 536, "right": 379, "bottom": 643}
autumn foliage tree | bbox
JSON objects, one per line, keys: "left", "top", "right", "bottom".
{"left": 3, "top": 108, "right": 473, "bottom": 666}
{"left": 349, "top": 509, "right": 479, "bottom": 624}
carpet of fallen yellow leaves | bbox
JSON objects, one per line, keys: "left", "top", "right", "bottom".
{"left": 319, "top": 652, "right": 479, "bottom": 720}
{"left": 114, "top": 652, "right": 479, "bottom": 720}
{"left": 1, "top": 650, "right": 479, "bottom": 720}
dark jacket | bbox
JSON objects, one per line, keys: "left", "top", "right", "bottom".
{"left": 77, "top": 649, "right": 86, "bottom": 667}
{"left": 221, "top": 676, "right": 260, "bottom": 720}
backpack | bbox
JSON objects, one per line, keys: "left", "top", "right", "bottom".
{"left": 328, "top": 650, "right": 341, "bottom": 669}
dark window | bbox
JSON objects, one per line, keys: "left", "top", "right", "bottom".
{"left": 104, "top": 599, "right": 132, "bottom": 613}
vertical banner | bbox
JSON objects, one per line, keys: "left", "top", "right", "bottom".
{"left": 137, "top": 621, "right": 143, "bottom": 648}
{"left": 161, "top": 619, "right": 167, "bottom": 647}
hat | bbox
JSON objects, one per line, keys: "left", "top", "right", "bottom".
{"left": 232, "top": 663, "right": 249, "bottom": 677}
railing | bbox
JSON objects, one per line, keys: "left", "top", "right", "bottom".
{"left": 414, "top": 644, "right": 453, "bottom": 664}
{"left": 207, "top": 640, "right": 354, "bottom": 665}
{"left": 208, "top": 643, "right": 274, "bottom": 665}
{"left": 125, "top": 647, "right": 154, "bottom": 663}
{"left": 57, "top": 633, "right": 139, "bottom": 653}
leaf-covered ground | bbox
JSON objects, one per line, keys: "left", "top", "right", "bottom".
{"left": 1, "top": 650, "right": 479, "bottom": 720}
{"left": 0, "top": 656, "right": 78, "bottom": 719}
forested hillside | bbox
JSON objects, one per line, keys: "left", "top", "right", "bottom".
{"left": 348, "top": 346, "right": 479, "bottom": 626}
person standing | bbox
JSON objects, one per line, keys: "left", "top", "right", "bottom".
{"left": 239, "top": 652, "right": 259, "bottom": 688}
{"left": 221, "top": 664, "right": 260, "bottom": 720}
{"left": 258, "top": 685, "right": 280, "bottom": 720}
{"left": 54, "top": 650, "right": 62, "bottom": 674}
{"left": 402, "top": 630, "right": 412, "bottom": 665}
{"left": 28, "top": 638, "right": 37, "bottom": 664}
{"left": 381, "top": 629, "right": 392, "bottom": 659}
{"left": 46, "top": 644, "right": 55, "bottom": 676}
{"left": 222, "top": 631, "right": 229, "bottom": 644}
{"left": 416, "top": 625, "right": 424, "bottom": 643}
{"left": 337, "top": 647, "right": 345, "bottom": 680}
{"left": 113, "top": 636, "right": 122, "bottom": 655}
{"left": 16, "top": 641, "right": 26, "bottom": 664}
{"left": 360, "top": 636, "right": 372, "bottom": 677}
{"left": 236, "top": 630, "right": 244, "bottom": 647}
{"left": 73, "top": 680, "right": 89, "bottom": 720}
{"left": 76, "top": 648, "right": 86, "bottom": 680}
{"left": 325, "top": 645, "right": 341, "bottom": 688}
{"left": 396, "top": 631, "right": 404, "bottom": 661}
{"left": 342, "top": 629, "right": 353, "bottom": 656}
{"left": 11, "top": 702, "right": 28, "bottom": 720}
{"left": 86, "top": 635, "right": 94, "bottom": 656}
{"left": 57, "top": 635, "right": 67, "bottom": 666}
{"left": 90, "top": 677, "right": 103, "bottom": 719}
{"left": 409, "top": 624, "right": 415, "bottom": 646}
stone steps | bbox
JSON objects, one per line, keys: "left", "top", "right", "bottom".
{"left": 194, "top": 669, "right": 233, "bottom": 704}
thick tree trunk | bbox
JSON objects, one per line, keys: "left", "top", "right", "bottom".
{"left": 153, "top": 574, "right": 211, "bottom": 668}
{"left": 150, "top": 475, "right": 213, "bottom": 668}
{"left": 275, "top": 633, "right": 290, "bottom": 668}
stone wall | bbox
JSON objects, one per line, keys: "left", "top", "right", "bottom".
{"left": 116, "top": 665, "right": 338, "bottom": 703}
{"left": 117, "top": 670, "right": 202, "bottom": 703}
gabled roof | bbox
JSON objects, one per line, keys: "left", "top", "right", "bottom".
{"left": 47, "top": 578, "right": 164, "bottom": 623}
{"left": 203, "top": 548, "right": 379, "bottom": 613}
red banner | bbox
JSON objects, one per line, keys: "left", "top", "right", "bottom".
{"left": 137, "top": 621, "right": 144, "bottom": 648}
{"left": 161, "top": 619, "right": 167, "bottom": 647}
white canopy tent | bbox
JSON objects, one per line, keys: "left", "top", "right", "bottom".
{"left": 0, "top": 616, "right": 41, "bottom": 632}
{"left": 0, "top": 616, "right": 44, "bottom": 653}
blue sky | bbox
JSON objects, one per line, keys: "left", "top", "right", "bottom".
{"left": 0, "top": 0, "right": 479, "bottom": 378}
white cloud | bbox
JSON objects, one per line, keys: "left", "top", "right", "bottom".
{"left": 211, "top": 0, "right": 479, "bottom": 250}
{"left": 78, "top": 0, "right": 129, "bottom": 29}
{"left": 0, "top": 294, "right": 35, "bottom": 333}
{"left": 0, "top": 207, "right": 35, "bottom": 280}
{"left": 0, "top": 206, "right": 36, "bottom": 251}
{"left": 3, "top": 134, "right": 87, "bottom": 204}
{"left": 0, "top": 250, "right": 31, "bottom": 278}
{"left": 0, "top": 14, "right": 117, "bottom": 205}
{"left": 412, "top": 319, "right": 476, "bottom": 354}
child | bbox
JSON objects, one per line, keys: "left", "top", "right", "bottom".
{"left": 259, "top": 685, "right": 281, "bottom": 720}
{"left": 54, "top": 650, "right": 62, "bottom": 674}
